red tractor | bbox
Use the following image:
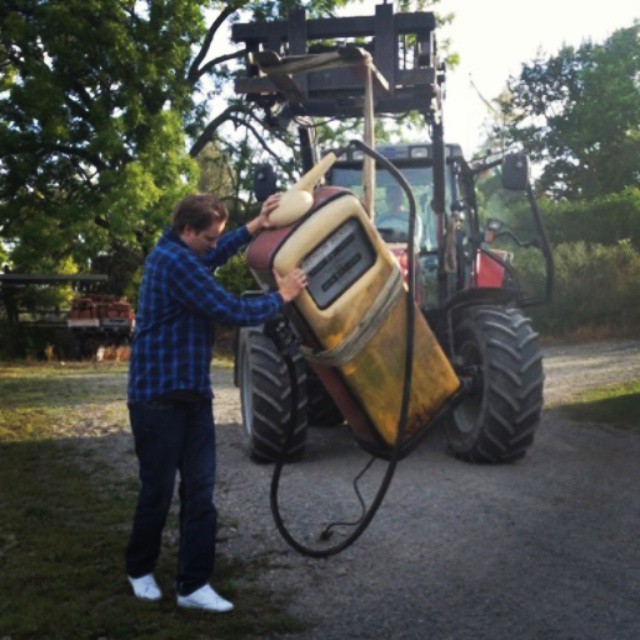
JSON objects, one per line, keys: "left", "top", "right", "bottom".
{"left": 231, "top": 4, "right": 553, "bottom": 464}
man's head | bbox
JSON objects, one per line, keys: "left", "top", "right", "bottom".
{"left": 172, "top": 194, "right": 229, "bottom": 255}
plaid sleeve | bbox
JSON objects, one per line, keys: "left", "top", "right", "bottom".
{"left": 202, "top": 226, "right": 252, "bottom": 269}
{"left": 168, "top": 250, "right": 283, "bottom": 325}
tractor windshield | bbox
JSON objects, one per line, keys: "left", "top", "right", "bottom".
{"left": 329, "top": 165, "right": 449, "bottom": 251}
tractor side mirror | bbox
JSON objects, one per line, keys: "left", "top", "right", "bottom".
{"left": 502, "top": 153, "right": 530, "bottom": 191}
{"left": 253, "top": 163, "right": 278, "bottom": 202}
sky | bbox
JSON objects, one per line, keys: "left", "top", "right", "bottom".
{"left": 332, "top": 0, "right": 640, "bottom": 156}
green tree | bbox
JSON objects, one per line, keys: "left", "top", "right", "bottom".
{"left": 1, "top": 0, "right": 449, "bottom": 295}
{"left": 498, "top": 23, "right": 640, "bottom": 199}
{"left": 0, "top": 1, "right": 360, "bottom": 283}
{"left": 0, "top": 0, "right": 207, "bottom": 282}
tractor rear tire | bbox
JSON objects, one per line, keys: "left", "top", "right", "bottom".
{"left": 447, "top": 305, "right": 543, "bottom": 463}
{"left": 237, "top": 327, "right": 308, "bottom": 463}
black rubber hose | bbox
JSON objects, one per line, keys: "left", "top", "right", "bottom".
{"left": 268, "top": 139, "right": 420, "bottom": 558}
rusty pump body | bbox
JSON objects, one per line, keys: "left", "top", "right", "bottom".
{"left": 246, "top": 175, "right": 460, "bottom": 459}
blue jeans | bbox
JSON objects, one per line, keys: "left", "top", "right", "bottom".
{"left": 125, "top": 398, "right": 217, "bottom": 596}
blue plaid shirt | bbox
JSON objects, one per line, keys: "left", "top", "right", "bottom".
{"left": 128, "top": 226, "right": 283, "bottom": 402}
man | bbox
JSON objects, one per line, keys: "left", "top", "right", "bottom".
{"left": 375, "top": 184, "right": 423, "bottom": 245}
{"left": 126, "top": 192, "right": 307, "bottom": 613}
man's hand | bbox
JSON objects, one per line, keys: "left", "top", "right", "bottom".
{"left": 246, "top": 193, "right": 282, "bottom": 235}
{"left": 274, "top": 268, "right": 308, "bottom": 303}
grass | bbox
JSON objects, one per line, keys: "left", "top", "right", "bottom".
{"left": 0, "top": 361, "right": 129, "bottom": 443}
{"left": 559, "top": 379, "right": 640, "bottom": 432}
{"left": 0, "top": 361, "right": 305, "bottom": 640}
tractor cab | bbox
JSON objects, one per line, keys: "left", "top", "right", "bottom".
{"left": 326, "top": 142, "right": 461, "bottom": 251}
{"left": 327, "top": 142, "right": 552, "bottom": 311}
{"left": 327, "top": 142, "right": 461, "bottom": 309}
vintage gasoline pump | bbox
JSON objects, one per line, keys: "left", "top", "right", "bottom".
{"left": 240, "top": 48, "right": 463, "bottom": 556}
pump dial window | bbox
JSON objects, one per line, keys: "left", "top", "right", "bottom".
{"left": 300, "top": 218, "right": 375, "bottom": 310}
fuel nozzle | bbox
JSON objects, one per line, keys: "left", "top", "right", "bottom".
{"left": 269, "top": 152, "right": 339, "bottom": 227}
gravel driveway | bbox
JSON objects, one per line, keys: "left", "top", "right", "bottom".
{"left": 210, "top": 340, "right": 640, "bottom": 640}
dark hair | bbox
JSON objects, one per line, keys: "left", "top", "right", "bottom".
{"left": 172, "top": 194, "right": 229, "bottom": 233}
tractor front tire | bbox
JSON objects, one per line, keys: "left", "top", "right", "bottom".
{"left": 447, "top": 306, "right": 544, "bottom": 463}
{"left": 238, "top": 327, "right": 308, "bottom": 463}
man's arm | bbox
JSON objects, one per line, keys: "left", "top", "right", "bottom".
{"left": 169, "top": 253, "right": 307, "bottom": 325}
{"left": 201, "top": 226, "right": 251, "bottom": 269}
{"left": 201, "top": 193, "right": 282, "bottom": 269}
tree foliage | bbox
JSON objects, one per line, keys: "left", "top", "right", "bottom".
{"left": 0, "top": 1, "right": 361, "bottom": 279}
{"left": 1, "top": 0, "right": 451, "bottom": 297}
{"left": 497, "top": 23, "right": 640, "bottom": 199}
{"left": 528, "top": 239, "right": 640, "bottom": 334}
{"left": 538, "top": 187, "right": 640, "bottom": 249}
{"left": 0, "top": 0, "right": 209, "bottom": 279}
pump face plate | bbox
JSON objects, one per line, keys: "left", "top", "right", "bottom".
{"left": 301, "top": 218, "right": 376, "bottom": 310}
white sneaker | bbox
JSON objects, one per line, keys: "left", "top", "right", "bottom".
{"left": 177, "top": 583, "right": 234, "bottom": 613}
{"left": 127, "top": 573, "right": 162, "bottom": 601}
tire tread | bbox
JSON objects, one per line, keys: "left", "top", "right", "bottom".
{"left": 448, "top": 305, "right": 544, "bottom": 463}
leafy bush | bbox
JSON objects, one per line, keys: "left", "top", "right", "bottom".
{"left": 529, "top": 240, "right": 640, "bottom": 334}
{"left": 214, "top": 252, "right": 258, "bottom": 295}
{"left": 510, "top": 246, "right": 549, "bottom": 302}
{"left": 0, "top": 322, "right": 76, "bottom": 360}
{"left": 541, "top": 188, "right": 640, "bottom": 249}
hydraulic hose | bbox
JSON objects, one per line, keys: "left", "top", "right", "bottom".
{"left": 269, "top": 139, "right": 419, "bottom": 558}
